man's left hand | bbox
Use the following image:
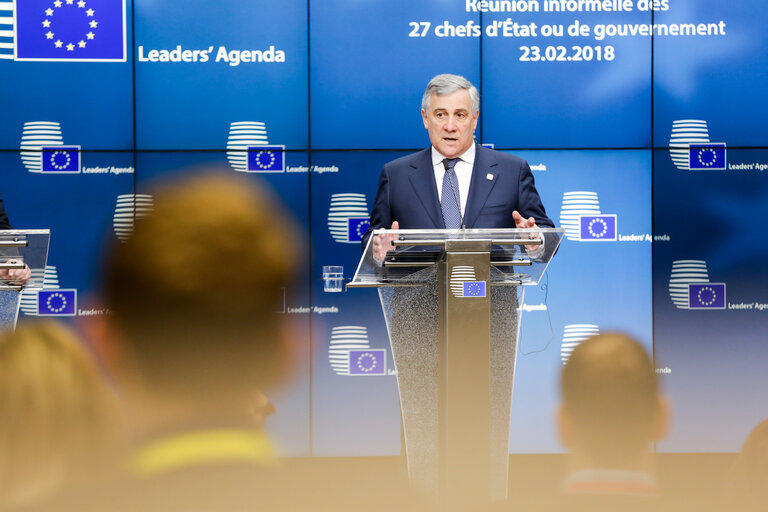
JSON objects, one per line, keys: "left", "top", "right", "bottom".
{"left": 512, "top": 210, "right": 542, "bottom": 252}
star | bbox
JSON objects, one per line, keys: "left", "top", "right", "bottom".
{"left": 86, "top": 8, "right": 94, "bottom": 16}
{"left": 86, "top": 31, "right": 94, "bottom": 40}
{"left": 45, "top": 8, "right": 53, "bottom": 15}
{"left": 54, "top": 40, "right": 63, "bottom": 48}
{"left": 66, "top": 43, "right": 74, "bottom": 51}
{"left": 66, "top": 0, "right": 74, "bottom": 4}
{"left": 77, "top": 0, "right": 85, "bottom": 6}
{"left": 42, "top": 19, "right": 51, "bottom": 27}
{"left": 45, "top": 31, "right": 54, "bottom": 39}
{"left": 78, "top": 40, "right": 86, "bottom": 48}
{"left": 89, "top": 20, "right": 97, "bottom": 28}
{"left": 54, "top": 0, "right": 62, "bottom": 7}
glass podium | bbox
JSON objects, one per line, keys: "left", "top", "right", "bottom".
{"left": 348, "top": 227, "right": 564, "bottom": 503}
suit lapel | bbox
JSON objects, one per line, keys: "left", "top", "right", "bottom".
{"left": 408, "top": 148, "right": 444, "bottom": 228}
{"left": 463, "top": 144, "right": 499, "bottom": 228}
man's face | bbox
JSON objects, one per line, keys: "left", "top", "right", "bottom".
{"left": 422, "top": 89, "right": 479, "bottom": 159}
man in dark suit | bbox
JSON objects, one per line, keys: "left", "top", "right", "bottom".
{"left": 365, "top": 73, "right": 553, "bottom": 261}
{"left": 360, "top": 74, "right": 555, "bottom": 501}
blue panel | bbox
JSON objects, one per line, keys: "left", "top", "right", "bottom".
{"left": 134, "top": 0, "right": 308, "bottom": 150}
{"left": 653, "top": 148, "right": 768, "bottom": 452}
{"left": 0, "top": 151, "right": 134, "bottom": 317}
{"left": 653, "top": 1, "right": 768, "bottom": 147}
{"left": 310, "top": 151, "right": 406, "bottom": 455}
{"left": 0, "top": 2, "right": 133, "bottom": 150}
{"left": 509, "top": 149, "right": 653, "bottom": 453}
{"left": 482, "top": 9, "right": 652, "bottom": 149}
{"left": 310, "top": 0, "right": 480, "bottom": 149}
{"left": 2, "top": 0, "right": 767, "bottom": 457}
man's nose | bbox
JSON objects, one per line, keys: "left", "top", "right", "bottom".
{"left": 444, "top": 116, "right": 457, "bottom": 131}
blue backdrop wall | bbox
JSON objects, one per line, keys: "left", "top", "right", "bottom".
{"left": 2, "top": 0, "right": 767, "bottom": 456}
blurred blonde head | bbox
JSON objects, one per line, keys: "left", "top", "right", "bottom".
{"left": 0, "top": 320, "right": 119, "bottom": 508}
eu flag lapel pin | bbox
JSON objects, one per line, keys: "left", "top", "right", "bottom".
{"left": 486, "top": 173, "right": 495, "bottom": 181}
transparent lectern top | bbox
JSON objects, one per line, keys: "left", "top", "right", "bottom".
{"left": 349, "top": 227, "right": 564, "bottom": 288}
{"left": 0, "top": 230, "right": 51, "bottom": 274}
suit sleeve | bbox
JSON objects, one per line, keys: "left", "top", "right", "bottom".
{"left": 518, "top": 161, "right": 554, "bottom": 228}
{"left": 0, "top": 199, "right": 11, "bottom": 230}
{"left": 362, "top": 165, "right": 392, "bottom": 250}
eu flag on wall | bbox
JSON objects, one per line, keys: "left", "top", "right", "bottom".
{"left": 41, "top": 146, "right": 80, "bottom": 173}
{"left": 688, "top": 283, "right": 726, "bottom": 310}
{"left": 247, "top": 145, "right": 285, "bottom": 172}
{"left": 689, "top": 143, "right": 726, "bottom": 170}
{"left": 37, "top": 289, "right": 77, "bottom": 316}
{"left": 348, "top": 349, "right": 386, "bottom": 376}
{"left": 347, "top": 217, "right": 369, "bottom": 242}
{"left": 14, "top": 0, "right": 126, "bottom": 61}
{"left": 579, "top": 214, "right": 617, "bottom": 241}
{"left": 463, "top": 281, "right": 486, "bottom": 298}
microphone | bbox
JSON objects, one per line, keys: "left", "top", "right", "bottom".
{"left": 443, "top": 158, "right": 466, "bottom": 229}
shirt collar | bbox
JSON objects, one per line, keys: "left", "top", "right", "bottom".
{"left": 431, "top": 143, "right": 476, "bottom": 168}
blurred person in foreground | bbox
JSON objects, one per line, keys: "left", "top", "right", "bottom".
{"left": 34, "top": 171, "right": 425, "bottom": 512}
{"left": 554, "top": 332, "right": 670, "bottom": 511}
{"left": 76, "top": 172, "right": 298, "bottom": 511}
{"left": 0, "top": 320, "right": 119, "bottom": 510}
{"left": 722, "top": 418, "right": 768, "bottom": 511}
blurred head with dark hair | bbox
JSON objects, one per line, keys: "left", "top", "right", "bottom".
{"left": 99, "top": 171, "right": 300, "bottom": 415}
{"left": 558, "top": 332, "right": 669, "bottom": 471}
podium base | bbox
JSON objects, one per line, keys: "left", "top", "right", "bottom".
{"left": 379, "top": 269, "right": 521, "bottom": 502}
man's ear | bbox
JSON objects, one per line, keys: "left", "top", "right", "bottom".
{"left": 421, "top": 109, "right": 429, "bottom": 129}
{"left": 652, "top": 396, "right": 671, "bottom": 442}
{"left": 79, "top": 313, "right": 127, "bottom": 381}
{"left": 265, "top": 317, "right": 305, "bottom": 391}
{"left": 557, "top": 404, "right": 573, "bottom": 449}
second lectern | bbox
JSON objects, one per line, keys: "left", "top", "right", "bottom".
{"left": 348, "top": 227, "right": 563, "bottom": 503}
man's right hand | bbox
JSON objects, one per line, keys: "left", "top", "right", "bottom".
{"left": 372, "top": 221, "right": 399, "bottom": 264}
{"left": 0, "top": 260, "right": 31, "bottom": 285}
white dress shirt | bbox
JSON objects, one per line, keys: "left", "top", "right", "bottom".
{"left": 431, "top": 144, "right": 475, "bottom": 217}
{"left": 430, "top": 143, "right": 546, "bottom": 258}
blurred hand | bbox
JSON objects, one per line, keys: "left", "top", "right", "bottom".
{"left": 0, "top": 260, "right": 31, "bottom": 285}
{"left": 372, "top": 221, "right": 399, "bottom": 264}
{"left": 512, "top": 211, "right": 542, "bottom": 253}
{"left": 250, "top": 391, "right": 276, "bottom": 429}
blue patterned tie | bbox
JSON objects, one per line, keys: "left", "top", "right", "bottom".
{"left": 441, "top": 158, "right": 462, "bottom": 229}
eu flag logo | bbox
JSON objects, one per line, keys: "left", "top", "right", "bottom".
{"left": 41, "top": 146, "right": 80, "bottom": 173}
{"left": 14, "top": 0, "right": 127, "bottom": 61}
{"left": 463, "top": 281, "right": 486, "bottom": 298}
{"left": 37, "top": 289, "right": 77, "bottom": 316}
{"left": 579, "top": 215, "right": 617, "bottom": 241}
{"left": 688, "top": 283, "right": 726, "bottom": 310}
{"left": 347, "top": 217, "right": 369, "bottom": 242}
{"left": 689, "top": 143, "right": 726, "bottom": 170}
{"left": 247, "top": 145, "right": 285, "bottom": 172}
{"left": 348, "top": 349, "right": 386, "bottom": 376}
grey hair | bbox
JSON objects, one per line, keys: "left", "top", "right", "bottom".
{"left": 421, "top": 74, "right": 479, "bottom": 115}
